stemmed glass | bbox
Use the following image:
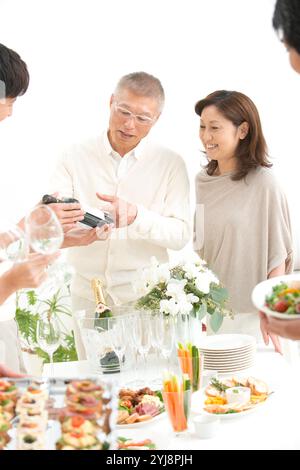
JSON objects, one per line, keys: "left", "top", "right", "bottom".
{"left": 37, "top": 312, "right": 61, "bottom": 377}
{"left": 25, "top": 205, "right": 64, "bottom": 292}
{"left": 151, "top": 311, "right": 163, "bottom": 360}
{"left": 0, "top": 224, "right": 28, "bottom": 263}
{"left": 109, "top": 316, "right": 127, "bottom": 373}
{"left": 158, "top": 314, "right": 175, "bottom": 371}
{"left": 132, "top": 312, "right": 152, "bottom": 381}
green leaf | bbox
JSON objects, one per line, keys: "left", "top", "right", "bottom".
{"left": 210, "top": 286, "right": 228, "bottom": 304}
{"left": 209, "top": 309, "right": 224, "bottom": 333}
{"left": 194, "top": 303, "right": 207, "bottom": 321}
{"left": 15, "top": 307, "right": 38, "bottom": 344}
{"left": 26, "top": 290, "right": 38, "bottom": 306}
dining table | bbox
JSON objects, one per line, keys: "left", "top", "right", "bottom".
{"left": 43, "top": 341, "right": 300, "bottom": 450}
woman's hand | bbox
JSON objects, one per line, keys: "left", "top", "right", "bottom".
{"left": 259, "top": 311, "right": 282, "bottom": 354}
{"left": 0, "top": 363, "right": 26, "bottom": 378}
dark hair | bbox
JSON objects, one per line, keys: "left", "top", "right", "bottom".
{"left": 273, "top": 0, "right": 300, "bottom": 54}
{"left": 194, "top": 90, "right": 271, "bottom": 181}
{"left": 0, "top": 43, "right": 29, "bottom": 99}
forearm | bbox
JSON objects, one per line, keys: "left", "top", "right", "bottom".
{"left": 0, "top": 271, "right": 17, "bottom": 305}
{"left": 268, "top": 261, "right": 286, "bottom": 278}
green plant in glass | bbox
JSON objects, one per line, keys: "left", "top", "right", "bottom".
{"left": 16, "top": 287, "right": 78, "bottom": 363}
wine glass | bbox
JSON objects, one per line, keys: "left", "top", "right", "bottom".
{"left": 158, "top": 314, "right": 175, "bottom": 370}
{"left": 25, "top": 205, "right": 63, "bottom": 254}
{"left": 25, "top": 205, "right": 64, "bottom": 292}
{"left": 0, "top": 224, "right": 28, "bottom": 263}
{"left": 37, "top": 313, "right": 61, "bottom": 377}
{"left": 109, "top": 316, "right": 127, "bottom": 373}
{"left": 132, "top": 312, "right": 152, "bottom": 382}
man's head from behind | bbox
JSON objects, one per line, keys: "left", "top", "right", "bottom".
{"left": 0, "top": 43, "right": 29, "bottom": 122}
{"left": 273, "top": 0, "right": 300, "bottom": 73}
{"left": 108, "top": 71, "right": 165, "bottom": 156}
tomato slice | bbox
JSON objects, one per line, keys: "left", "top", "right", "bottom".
{"left": 71, "top": 415, "right": 85, "bottom": 427}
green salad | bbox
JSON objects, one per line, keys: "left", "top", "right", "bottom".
{"left": 265, "top": 282, "right": 300, "bottom": 314}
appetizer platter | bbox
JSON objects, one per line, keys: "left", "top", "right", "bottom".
{"left": 0, "top": 377, "right": 116, "bottom": 450}
{"left": 191, "top": 375, "right": 272, "bottom": 419}
{"left": 116, "top": 387, "right": 165, "bottom": 428}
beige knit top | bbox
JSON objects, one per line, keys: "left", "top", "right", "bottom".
{"left": 194, "top": 167, "right": 293, "bottom": 320}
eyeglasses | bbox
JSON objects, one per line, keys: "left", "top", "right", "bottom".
{"left": 113, "top": 102, "right": 155, "bottom": 126}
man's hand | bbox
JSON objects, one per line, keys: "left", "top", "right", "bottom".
{"left": 259, "top": 312, "right": 282, "bottom": 354}
{"left": 62, "top": 224, "right": 113, "bottom": 248}
{"left": 0, "top": 363, "right": 26, "bottom": 378}
{"left": 260, "top": 311, "right": 300, "bottom": 341}
{"left": 96, "top": 193, "right": 137, "bottom": 228}
{"left": 47, "top": 201, "right": 85, "bottom": 233}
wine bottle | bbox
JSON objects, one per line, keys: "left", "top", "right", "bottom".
{"left": 91, "top": 278, "right": 113, "bottom": 319}
{"left": 91, "top": 279, "right": 120, "bottom": 374}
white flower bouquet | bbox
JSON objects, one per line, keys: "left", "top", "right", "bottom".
{"left": 135, "top": 255, "right": 232, "bottom": 333}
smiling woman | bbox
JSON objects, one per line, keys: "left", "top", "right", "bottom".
{"left": 194, "top": 90, "right": 293, "bottom": 348}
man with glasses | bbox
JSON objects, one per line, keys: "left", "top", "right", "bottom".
{"left": 49, "top": 71, "right": 191, "bottom": 358}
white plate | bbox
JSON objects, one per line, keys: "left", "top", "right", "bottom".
{"left": 191, "top": 388, "right": 269, "bottom": 420}
{"left": 203, "top": 354, "right": 255, "bottom": 364}
{"left": 202, "top": 350, "right": 256, "bottom": 360}
{"left": 116, "top": 411, "right": 165, "bottom": 429}
{"left": 198, "top": 334, "right": 256, "bottom": 351}
{"left": 204, "top": 361, "right": 255, "bottom": 373}
{"left": 252, "top": 274, "right": 300, "bottom": 320}
{"left": 204, "top": 362, "right": 255, "bottom": 370}
{"left": 200, "top": 345, "right": 256, "bottom": 356}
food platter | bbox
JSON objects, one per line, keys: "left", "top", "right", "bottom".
{"left": 191, "top": 375, "right": 272, "bottom": 420}
{"left": 0, "top": 377, "right": 116, "bottom": 450}
{"left": 116, "top": 387, "right": 165, "bottom": 428}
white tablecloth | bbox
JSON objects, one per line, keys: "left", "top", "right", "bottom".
{"left": 43, "top": 344, "right": 300, "bottom": 450}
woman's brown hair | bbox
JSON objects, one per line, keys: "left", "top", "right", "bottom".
{"left": 195, "top": 90, "right": 272, "bottom": 180}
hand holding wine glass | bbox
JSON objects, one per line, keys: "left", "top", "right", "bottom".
{"left": 25, "top": 205, "right": 64, "bottom": 291}
{"left": 26, "top": 205, "right": 64, "bottom": 255}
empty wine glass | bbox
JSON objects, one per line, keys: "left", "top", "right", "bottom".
{"left": 37, "top": 313, "right": 61, "bottom": 377}
{"left": 158, "top": 314, "right": 175, "bottom": 370}
{"left": 25, "top": 205, "right": 63, "bottom": 255}
{"left": 132, "top": 312, "right": 152, "bottom": 382}
{"left": 109, "top": 317, "right": 127, "bottom": 373}
{"left": 25, "top": 205, "right": 64, "bottom": 292}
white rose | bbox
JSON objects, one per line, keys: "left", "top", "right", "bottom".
{"left": 166, "top": 279, "right": 187, "bottom": 301}
{"left": 157, "top": 264, "right": 171, "bottom": 284}
{"left": 195, "top": 272, "right": 211, "bottom": 294}
{"left": 159, "top": 298, "right": 180, "bottom": 316}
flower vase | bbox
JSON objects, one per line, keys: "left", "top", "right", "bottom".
{"left": 174, "top": 313, "right": 205, "bottom": 347}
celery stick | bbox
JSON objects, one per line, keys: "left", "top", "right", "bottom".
{"left": 192, "top": 345, "right": 199, "bottom": 391}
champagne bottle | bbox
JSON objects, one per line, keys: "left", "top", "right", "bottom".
{"left": 91, "top": 279, "right": 120, "bottom": 374}
{"left": 91, "top": 279, "right": 112, "bottom": 319}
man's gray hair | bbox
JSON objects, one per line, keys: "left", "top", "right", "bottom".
{"left": 114, "top": 72, "right": 165, "bottom": 111}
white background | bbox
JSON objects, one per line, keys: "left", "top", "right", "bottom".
{"left": 1, "top": 0, "right": 300, "bottom": 262}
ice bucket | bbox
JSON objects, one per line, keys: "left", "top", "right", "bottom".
{"left": 75, "top": 306, "right": 137, "bottom": 375}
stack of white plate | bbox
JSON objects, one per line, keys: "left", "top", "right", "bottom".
{"left": 198, "top": 334, "right": 256, "bottom": 373}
